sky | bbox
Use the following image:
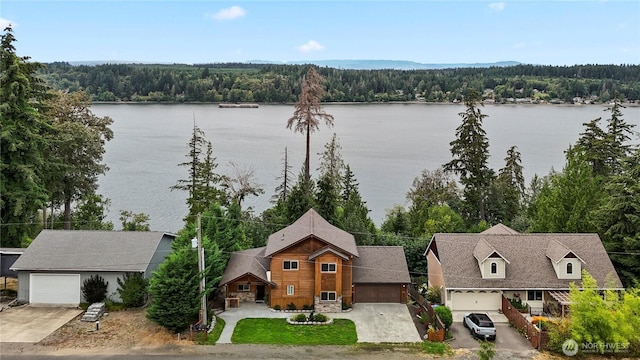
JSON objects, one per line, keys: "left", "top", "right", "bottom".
{"left": 1, "top": 0, "right": 639, "bottom": 66}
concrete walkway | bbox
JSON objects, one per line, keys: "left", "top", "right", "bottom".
{"left": 216, "top": 302, "right": 421, "bottom": 344}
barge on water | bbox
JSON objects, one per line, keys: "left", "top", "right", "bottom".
{"left": 218, "top": 103, "right": 259, "bottom": 108}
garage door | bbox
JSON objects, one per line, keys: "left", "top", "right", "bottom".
{"left": 451, "top": 291, "right": 501, "bottom": 311}
{"left": 30, "top": 274, "right": 81, "bottom": 305}
{"left": 355, "top": 283, "right": 401, "bottom": 303}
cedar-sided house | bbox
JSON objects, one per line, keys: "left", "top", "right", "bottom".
{"left": 219, "top": 209, "right": 411, "bottom": 312}
{"left": 425, "top": 224, "right": 623, "bottom": 315}
{"left": 11, "top": 230, "right": 175, "bottom": 306}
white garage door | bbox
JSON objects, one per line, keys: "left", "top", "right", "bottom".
{"left": 452, "top": 291, "right": 502, "bottom": 311}
{"left": 30, "top": 274, "right": 81, "bottom": 305}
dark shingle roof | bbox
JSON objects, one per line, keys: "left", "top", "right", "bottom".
{"left": 352, "top": 246, "right": 411, "bottom": 284}
{"left": 428, "top": 233, "right": 623, "bottom": 289}
{"left": 11, "top": 230, "right": 174, "bottom": 272}
{"left": 265, "top": 209, "right": 358, "bottom": 257}
{"left": 219, "top": 247, "right": 272, "bottom": 286}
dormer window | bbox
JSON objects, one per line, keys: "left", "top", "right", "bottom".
{"left": 490, "top": 262, "right": 498, "bottom": 274}
{"left": 566, "top": 263, "right": 573, "bottom": 274}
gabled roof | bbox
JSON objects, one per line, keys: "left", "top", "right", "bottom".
{"left": 352, "top": 246, "right": 411, "bottom": 284}
{"left": 473, "top": 238, "right": 511, "bottom": 264}
{"left": 219, "top": 247, "right": 273, "bottom": 286}
{"left": 427, "top": 233, "right": 622, "bottom": 290}
{"left": 11, "top": 230, "right": 174, "bottom": 272}
{"left": 546, "top": 239, "right": 586, "bottom": 264}
{"left": 481, "top": 223, "right": 520, "bottom": 235}
{"left": 265, "top": 209, "right": 358, "bottom": 257}
{"left": 308, "top": 246, "right": 349, "bottom": 261}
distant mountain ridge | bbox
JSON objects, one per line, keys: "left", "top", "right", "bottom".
{"left": 66, "top": 59, "right": 521, "bottom": 70}
{"left": 246, "top": 59, "right": 522, "bottom": 70}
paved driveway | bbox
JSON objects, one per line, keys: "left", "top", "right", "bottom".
{"left": 217, "top": 302, "right": 421, "bottom": 344}
{"left": 0, "top": 306, "right": 82, "bottom": 342}
{"left": 449, "top": 322, "right": 533, "bottom": 352}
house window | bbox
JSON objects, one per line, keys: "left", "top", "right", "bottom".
{"left": 237, "top": 284, "right": 250, "bottom": 292}
{"left": 320, "top": 291, "right": 337, "bottom": 301}
{"left": 283, "top": 260, "right": 299, "bottom": 270}
{"left": 321, "top": 263, "right": 337, "bottom": 273}
{"left": 567, "top": 262, "right": 573, "bottom": 274}
{"left": 287, "top": 285, "right": 294, "bottom": 295}
{"left": 527, "top": 290, "right": 543, "bottom": 301}
{"left": 490, "top": 262, "right": 498, "bottom": 274}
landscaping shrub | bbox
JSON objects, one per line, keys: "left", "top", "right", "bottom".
{"left": 547, "top": 318, "right": 572, "bottom": 353}
{"left": 273, "top": 304, "right": 281, "bottom": 310}
{"left": 434, "top": 306, "right": 453, "bottom": 330}
{"left": 302, "top": 304, "right": 313, "bottom": 310}
{"left": 509, "top": 297, "right": 527, "bottom": 311}
{"left": 425, "top": 286, "right": 441, "bottom": 304}
{"left": 342, "top": 301, "right": 351, "bottom": 310}
{"left": 312, "top": 313, "right": 328, "bottom": 322}
{"left": 292, "top": 313, "right": 307, "bottom": 322}
{"left": 82, "top": 274, "right": 108, "bottom": 303}
{"left": 117, "top": 272, "right": 149, "bottom": 308}
{"left": 287, "top": 302, "right": 297, "bottom": 310}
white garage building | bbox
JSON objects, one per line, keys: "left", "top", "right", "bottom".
{"left": 11, "top": 230, "right": 175, "bottom": 306}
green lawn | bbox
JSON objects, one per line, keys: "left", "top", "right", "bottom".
{"left": 231, "top": 318, "right": 357, "bottom": 345}
{"left": 194, "top": 317, "right": 226, "bottom": 345}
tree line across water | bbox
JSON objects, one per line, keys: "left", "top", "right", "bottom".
{"left": 40, "top": 61, "right": 640, "bottom": 104}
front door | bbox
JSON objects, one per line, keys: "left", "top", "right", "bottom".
{"left": 256, "top": 285, "right": 265, "bottom": 302}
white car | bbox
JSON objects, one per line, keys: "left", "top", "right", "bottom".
{"left": 463, "top": 313, "right": 496, "bottom": 341}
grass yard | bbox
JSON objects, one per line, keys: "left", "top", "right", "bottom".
{"left": 231, "top": 318, "right": 357, "bottom": 345}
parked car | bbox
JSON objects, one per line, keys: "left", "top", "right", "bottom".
{"left": 463, "top": 313, "right": 496, "bottom": 340}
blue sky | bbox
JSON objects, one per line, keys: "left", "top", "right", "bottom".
{"left": 1, "top": 1, "right": 638, "bottom": 65}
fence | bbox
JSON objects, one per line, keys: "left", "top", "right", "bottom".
{"left": 501, "top": 295, "right": 549, "bottom": 350}
{"left": 409, "top": 288, "right": 446, "bottom": 341}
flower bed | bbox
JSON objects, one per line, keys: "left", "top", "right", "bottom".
{"left": 287, "top": 313, "right": 332, "bottom": 325}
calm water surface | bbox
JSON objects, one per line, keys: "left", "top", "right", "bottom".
{"left": 91, "top": 103, "right": 640, "bottom": 233}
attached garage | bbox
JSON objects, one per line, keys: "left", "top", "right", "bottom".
{"left": 355, "top": 283, "right": 403, "bottom": 303}
{"left": 30, "top": 274, "right": 81, "bottom": 305}
{"left": 450, "top": 290, "right": 502, "bottom": 311}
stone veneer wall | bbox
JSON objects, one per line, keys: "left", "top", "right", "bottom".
{"left": 314, "top": 295, "right": 342, "bottom": 313}
{"left": 229, "top": 291, "right": 256, "bottom": 302}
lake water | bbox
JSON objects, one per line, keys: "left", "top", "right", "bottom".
{"left": 91, "top": 103, "right": 640, "bottom": 233}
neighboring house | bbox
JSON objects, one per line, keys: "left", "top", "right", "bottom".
{"left": 219, "top": 209, "right": 410, "bottom": 312}
{"left": 425, "top": 224, "right": 623, "bottom": 315}
{"left": 11, "top": 230, "right": 175, "bottom": 306}
{"left": 1, "top": 248, "right": 25, "bottom": 278}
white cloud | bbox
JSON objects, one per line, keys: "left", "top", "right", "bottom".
{"left": 489, "top": 2, "right": 505, "bottom": 11}
{"left": 297, "top": 40, "right": 325, "bottom": 53}
{"left": 207, "top": 6, "right": 246, "bottom": 21}
{"left": 0, "top": 18, "right": 17, "bottom": 28}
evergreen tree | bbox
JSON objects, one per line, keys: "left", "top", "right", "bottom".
{"left": 285, "top": 168, "right": 316, "bottom": 223}
{"left": 604, "top": 95, "right": 635, "bottom": 175}
{"left": 119, "top": 210, "right": 151, "bottom": 231}
{"left": 381, "top": 205, "right": 411, "bottom": 237}
{"left": 339, "top": 165, "right": 376, "bottom": 245}
{"left": 73, "top": 193, "right": 114, "bottom": 230}
{"left": 492, "top": 146, "right": 525, "bottom": 224}
{"left": 171, "top": 124, "right": 224, "bottom": 223}
{"left": 286, "top": 67, "right": 334, "bottom": 183}
{"left": 0, "top": 26, "right": 50, "bottom": 246}
{"left": 595, "top": 148, "right": 640, "bottom": 287}
{"left": 315, "top": 134, "right": 345, "bottom": 226}
{"left": 147, "top": 247, "right": 200, "bottom": 333}
{"left": 443, "top": 89, "right": 492, "bottom": 223}
{"left": 577, "top": 117, "right": 610, "bottom": 177}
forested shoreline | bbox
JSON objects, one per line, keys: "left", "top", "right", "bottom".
{"left": 40, "top": 62, "right": 640, "bottom": 104}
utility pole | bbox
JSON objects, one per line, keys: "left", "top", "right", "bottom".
{"left": 196, "top": 213, "right": 207, "bottom": 327}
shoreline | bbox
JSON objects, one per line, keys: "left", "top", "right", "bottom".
{"left": 92, "top": 100, "right": 640, "bottom": 107}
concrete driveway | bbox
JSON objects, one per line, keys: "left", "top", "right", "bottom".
{"left": 449, "top": 322, "right": 533, "bottom": 352}
{"left": 217, "top": 302, "right": 421, "bottom": 344}
{"left": 0, "top": 306, "right": 82, "bottom": 343}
